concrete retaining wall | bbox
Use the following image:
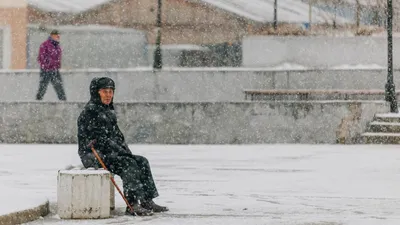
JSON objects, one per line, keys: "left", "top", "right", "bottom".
{"left": 0, "top": 68, "right": 398, "bottom": 102}
{"left": 0, "top": 101, "right": 388, "bottom": 144}
{"left": 242, "top": 36, "right": 400, "bottom": 68}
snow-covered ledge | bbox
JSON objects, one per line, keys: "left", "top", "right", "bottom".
{"left": 57, "top": 169, "right": 112, "bottom": 219}
{"left": 1, "top": 69, "right": 400, "bottom": 102}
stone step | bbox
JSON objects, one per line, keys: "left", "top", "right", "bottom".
{"left": 361, "top": 132, "right": 400, "bottom": 144}
{"left": 373, "top": 113, "right": 400, "bottom": 123}
{"left": 368, "top": 121, "right": 400, "bottom": 133}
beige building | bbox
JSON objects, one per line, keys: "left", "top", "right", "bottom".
{"left": 26, "top": 0, "right": 346, "bottom": 45}
{"left": 27, "top": 0, "right": 252, "bottom": 45}
{"left": 0, "top": 0, "right": 353, "bottom": 69}
{"left": 68, "top": 0, "right": 249, "bottom": 45}
{"left": 0, "top": 0, "right": 27, "bottom": 69}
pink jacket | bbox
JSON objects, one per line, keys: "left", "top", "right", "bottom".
{"left": 37, "top": 38, "right": 62, "bottom": 71}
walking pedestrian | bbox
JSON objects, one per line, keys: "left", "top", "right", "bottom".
{"left": 36, "top": 29, "right": 66, "bottom": 101}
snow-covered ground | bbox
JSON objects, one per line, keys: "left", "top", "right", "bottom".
{"left": 0, "top": 188, "right": 47, "bottom": 216}
{"left": 2, "top": 144, "right": 400, "bottom": 224}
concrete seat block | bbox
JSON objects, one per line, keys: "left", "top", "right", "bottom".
{"left": 57, "top": 169, "right": 112, "bottom": 219}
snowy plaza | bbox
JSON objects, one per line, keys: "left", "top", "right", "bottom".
{"left": 0, "top": 144, "right": 399, "bottom": 225}
{"left": 2, "top": 0, "right": 400, "bottom": 224}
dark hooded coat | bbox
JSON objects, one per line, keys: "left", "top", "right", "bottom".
{"left": 77, "top": 77, "right": 159, "bottom": 203}
{"left": 77, "top": 77, "right": 131, "bottom": 164}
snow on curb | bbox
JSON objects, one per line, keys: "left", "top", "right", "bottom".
{"left": 0, "top": 200, "right": 49, "bottom": 225}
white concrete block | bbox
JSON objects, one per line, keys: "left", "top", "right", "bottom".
{"left": 57, "top": 169, "right": 111, "bottom": 219}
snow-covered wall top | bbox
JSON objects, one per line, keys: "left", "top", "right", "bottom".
{"left": 0, "top": 69, "right": 398, "bottom": 102}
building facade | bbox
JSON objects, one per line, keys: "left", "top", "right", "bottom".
{"left": 27, "top": 0, "right": 252, "bottom": 45}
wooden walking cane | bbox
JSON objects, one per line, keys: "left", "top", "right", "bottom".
{"left": 88, "top": 140, "right": 135, "bottom": 214}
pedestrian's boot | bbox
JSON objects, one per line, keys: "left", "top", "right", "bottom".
{"left": 141, "top": 199, "right": 169, "bottom": 213}
{"left": 125, "top": 202, "right": 153, "bottom": 216}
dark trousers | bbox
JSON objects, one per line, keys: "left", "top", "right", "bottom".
{"left": 108, "top": 154, "right": 159, "bottom": 204}
{"left": 81, "top": 153, "right": 159, "bottom": 204}
{"left": 36, "top": 70, "right": 66, "bottom": 100}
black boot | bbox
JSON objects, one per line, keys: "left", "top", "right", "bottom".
{"left": 125, "top": 202, "right": 153, "bottom": 216}
{"left": 141, "top": 199, "right": 169, "bottom": 213}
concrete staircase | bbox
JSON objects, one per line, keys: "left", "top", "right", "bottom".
{"left": 362, "top": 113, "right": 400, "bottom": 144}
